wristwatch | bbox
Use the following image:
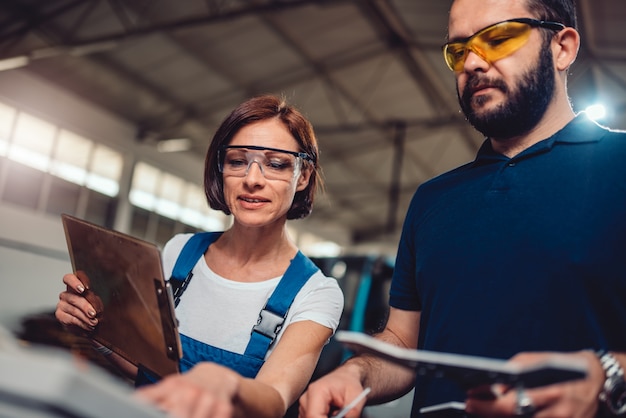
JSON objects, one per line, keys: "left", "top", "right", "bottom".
{"left": 597, "top": 350, "right": 626, "bottom": 416}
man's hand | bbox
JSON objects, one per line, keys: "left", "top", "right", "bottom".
{"left": 298, "top": 365, "right": 366, "bottom": 418}
{"left": 465, "top": 351, "right": 604, "bottom": 417}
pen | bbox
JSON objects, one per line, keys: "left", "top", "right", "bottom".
{"left": 332, "top": 387, "right": 371, "bottom": 418}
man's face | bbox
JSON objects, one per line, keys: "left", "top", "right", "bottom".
{"left": 458, "top": 40, "right": 555, "bottom": 139}
{"left": 448, "top": 0, "right": 557, "bottom": 139}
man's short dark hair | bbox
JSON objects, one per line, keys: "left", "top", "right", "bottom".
{"left": 526, "top": 0, "right": 578, "bottom": 29}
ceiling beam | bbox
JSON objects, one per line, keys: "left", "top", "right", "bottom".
{"left": 0, "top": 0, "right": 344, "bottom": 57}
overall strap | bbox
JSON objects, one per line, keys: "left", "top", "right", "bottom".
{"left": 169, "top": 232, "right": 222, "bottom": 306}
{"left": 244, "top": 251, "right": 319, "bottom": 359}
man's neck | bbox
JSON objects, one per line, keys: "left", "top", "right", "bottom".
{"left": 490, "top": 105, "right": 576, "bottom": 158}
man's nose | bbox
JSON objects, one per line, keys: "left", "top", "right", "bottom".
{"left": 463, "top": 47, "right": 490, "bottom": 72}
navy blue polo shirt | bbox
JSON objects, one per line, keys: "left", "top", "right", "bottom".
{"left": 389, "top": 114, "right": 626, "bottom": 414}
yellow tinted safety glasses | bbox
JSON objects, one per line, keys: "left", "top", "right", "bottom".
{"left": 443, "top": 18, "right": 565, "bottom": 72}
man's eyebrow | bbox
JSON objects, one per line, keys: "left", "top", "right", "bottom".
{"left": 446, "top": 33, "right": 472, "bottom": 44}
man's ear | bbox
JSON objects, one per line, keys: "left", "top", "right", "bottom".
{"left": 296, "top": 166, "right": 312, "bottom": 192}
{"left": 554, "top": 27, "right": 580, "bottom": 71}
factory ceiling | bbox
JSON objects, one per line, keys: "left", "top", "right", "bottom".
{"left": 1, "top": 0, "right": 625, "bottom": 252}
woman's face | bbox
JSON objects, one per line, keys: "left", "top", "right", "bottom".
{"left": 222, "top": 118, "right": 311, "bottom": 229}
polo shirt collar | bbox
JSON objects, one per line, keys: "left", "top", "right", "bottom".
{"left": 473, "top": 112, "right": 606, "bottom": 165}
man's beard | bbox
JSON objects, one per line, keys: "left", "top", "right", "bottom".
{"left": 458, "top": 44, "right": 555, "bottom": 139}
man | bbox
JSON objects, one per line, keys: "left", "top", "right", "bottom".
{"left": 299, "top": 0, "right": 626, "bottom": 417}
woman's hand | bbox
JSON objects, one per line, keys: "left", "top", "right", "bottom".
{"left": 135, "top": 363, "right": 240, "bottom": 418}
{"left": 55, "top": 272, "right": 102, "bottom": 332}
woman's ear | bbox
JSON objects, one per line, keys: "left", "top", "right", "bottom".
{"left": 554, "top": 27, "right": 580, "bottom": 71}
{"left": 296, "top": 166, "right": 312, "bottom": 192}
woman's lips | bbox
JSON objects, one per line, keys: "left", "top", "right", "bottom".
{"left": 238, "top": 195, "right": 270, "bottom": 207}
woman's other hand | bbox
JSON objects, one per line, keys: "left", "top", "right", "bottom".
{"left": 135, "top": 362, "right": 240, "bottom": 418}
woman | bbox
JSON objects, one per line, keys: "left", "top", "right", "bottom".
{"left": 55, "top": 95, "right": 344, "bottom": 418}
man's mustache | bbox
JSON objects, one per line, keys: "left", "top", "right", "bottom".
{"left": 462, "top": 75, "right": 508, "bottom": 101}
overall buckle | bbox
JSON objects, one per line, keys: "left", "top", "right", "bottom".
{"left": 251, "top": 308, "right": 285, "bottom": 345}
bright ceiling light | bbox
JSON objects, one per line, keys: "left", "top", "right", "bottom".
{"left": 0, "top": 56, "right": 29, "bottom": 72}
{"left": 156, "top": 138, "right": 192, "bottom": 153}
{"left": 585, "top": 104, "right": 606, "bottom": 121}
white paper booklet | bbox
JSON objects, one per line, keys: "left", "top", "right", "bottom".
{"left": 335, "top": 331, "right": 588, "bottom": 389}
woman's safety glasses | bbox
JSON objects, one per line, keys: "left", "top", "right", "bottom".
{"left": 442, "top": 18, "right": 565, "bottom": 72}
{"left": 219, "top": 145, "right": 313, "bottom": 181}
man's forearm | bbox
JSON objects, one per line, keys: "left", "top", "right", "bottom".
{"left": 341, "top": 347, "right": 415, "bottom": 404}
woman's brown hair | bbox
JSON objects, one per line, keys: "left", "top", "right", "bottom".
{"left": 204, "top": 95, "right": 321, "bottom": 220}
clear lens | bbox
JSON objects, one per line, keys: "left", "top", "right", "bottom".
{"left": 443, "top": 20, "right": 533, "bottom": 72}
{"left": 220, "top": 147, "right": 302, "bottom": 181}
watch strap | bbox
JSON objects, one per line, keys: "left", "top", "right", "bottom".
{"left": 596, "top": 350, "right": 626, "bottom": 416}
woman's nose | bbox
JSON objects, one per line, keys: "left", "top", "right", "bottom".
{"left": 244, "top": 160, "right": 266, "bottom": 182}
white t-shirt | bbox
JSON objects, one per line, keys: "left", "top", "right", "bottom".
{"left": 162, "top": 233, "right": 344, "bottom": 358}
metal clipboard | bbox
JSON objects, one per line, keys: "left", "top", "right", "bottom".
{"left": 61, "top": 214, "right": 182, "bottom": 379}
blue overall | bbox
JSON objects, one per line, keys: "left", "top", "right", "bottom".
{"left": 136, "top": 232, "right": 319, "bottom": 385}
